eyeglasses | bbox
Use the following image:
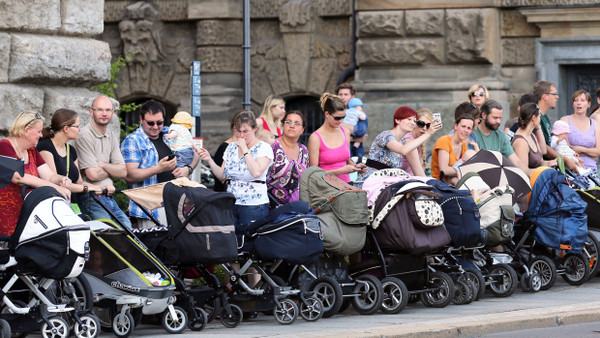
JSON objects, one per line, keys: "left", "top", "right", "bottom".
{"left": 69, "top": 124, "right": 80, "bottom": 129}
{"left": 472, "top": 91, "right": 485, "bottom": 97}
{"left": 329, "top": 113, "right": 346, "bottom": 121}
{"left": 546, "top": 92, "right": 559, "bottom": 96}
{"left": 416, "top": 120, "right": 431, "bottom": 129}
{"left": 283, "top": 121, "right": 303, "bottom": 127}
{"left": 91, "top": 108, "right": 114, "bottom": 113}
{"left": 144, "top": 120, "right": 164, "bottom": 127}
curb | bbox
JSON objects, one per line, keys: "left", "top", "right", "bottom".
{"left": 332, "top": 301, "right": 600, "bottom": 337}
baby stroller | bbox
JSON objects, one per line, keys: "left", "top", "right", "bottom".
{"left": 0, "top": 185, "right": 96, "bottom": 338}
{"left": 223, "top": 200, "right": 325, "bottom": 324}
{"left": 83, "top": 216, "right": 187, "bottom": 337}
{"left": 563, "top": 168, "right": 600, "bottom": 281}
{"left": 124, "top": 180, "right": 241, "bottom": 328}
{"left": 357, "top": 175, "right": 460, "bottom": 311}
{"left": 296, "top": 167, "right": 384, "bottom": 317}
{"left": 507, "top": 167, "right": 590, "bottom": 291}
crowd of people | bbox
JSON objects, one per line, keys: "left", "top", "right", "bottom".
{"left": 1, "top": 81, "right": 600, "bottom": 239}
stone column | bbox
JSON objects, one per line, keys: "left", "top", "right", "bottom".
{"left": 0, "top": 0, "right": 112, "bottom": 132}
{"left": 189, "top": 0, "right": 243, "bottom": 152}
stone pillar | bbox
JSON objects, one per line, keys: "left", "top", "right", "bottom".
{"left": 0, "top": 0, "right": 112, "bottom": 133}
{"left": 189, "top": 0, "right": 243, "bottom": 152}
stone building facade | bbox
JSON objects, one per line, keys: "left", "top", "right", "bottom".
{"left": 0, "top": 0, "right": 114, "bottom": 134}
{"left": 97, "top": 0, "right": 600, "bottom": 153}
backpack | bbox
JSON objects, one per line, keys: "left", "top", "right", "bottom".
{"left": 427, "top": 179, "right": 481, "bottom": 247}
{"left": 299, "top": 166, "right": 368, "bottom": 226}
{"left": 525, "top": 169, "right": 587, "bottom": 253}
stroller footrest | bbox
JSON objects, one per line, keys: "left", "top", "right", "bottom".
{"left": 47, "top": 305, "right": 74, "bottom": 313}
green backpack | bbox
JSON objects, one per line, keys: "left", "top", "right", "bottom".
{"left": 299, "top": 167, "right": 369, "bottom": 226}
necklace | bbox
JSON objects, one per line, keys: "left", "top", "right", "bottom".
{"left": 9, "top": 137, "right": 26, "bottom": 160}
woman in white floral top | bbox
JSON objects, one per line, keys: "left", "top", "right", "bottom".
{"left": 199, "top": 110, "right": 274, "bottom": 239}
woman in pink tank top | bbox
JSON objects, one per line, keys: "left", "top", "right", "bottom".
{"left": 308, "top": 93, "right": 365, "bottom": 183}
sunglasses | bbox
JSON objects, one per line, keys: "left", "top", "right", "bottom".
{"left": 329, "top": 113, "right": 346, "bottom": 121}
{"left": 25, "top": 112, "right": 42, "bottom": 127}
{"left": 144, "top": 120, "right": 164, "bottom": 127}
{"left": 472, "top": 91, "right": 485, "bottom": 97}
{"left": 416, "top": 120, "right": 431, "bottom": 129}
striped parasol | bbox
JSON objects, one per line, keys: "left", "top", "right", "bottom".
{"left": 458, "top": 150, "right": 531, "bottom": 204}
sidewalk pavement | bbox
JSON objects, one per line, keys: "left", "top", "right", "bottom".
{"left": 130, "top": 279, "right": 600, "bottom": 337}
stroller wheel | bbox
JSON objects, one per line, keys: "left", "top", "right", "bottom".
{"left": 562, "top": 253, "right": 590, "bottom": 285}
{"left": 73, "top": 314, "right": 100, "bottom": 338}
{"left": 488, "top": 264, "right": 518, "bottom": 298}
{"left": 530, "top": 256, "right": 557, "bottom": 290}
{"left": 112, "top": 311, "right": 134, "bottom": 338}
{"left": 421, "top": 271, "right": 455, "bottom": 308}
{"left": 219, "top": 304, "right": 243, "bottom": 328}
{"left": 0, "top": 318, "right": 10, "bottom": 338}
{"left": 162, "top": 305, "right": 188, "bottom": 334}
{"left": 583, "top": 233, "right": 600, "bottom": 281}
{"left": 273, "top": 298, "right": 298, "bottom": 325}
{"left": 309, "top": 276, "right": 343, "bottom": 318}
{"left": 351, "top": 275, "right": 383, "bottom": 315}
{"left": 187, "top": 307, "right": 208, "bottom": 331}
{"left": 41, "top": 316, "right": 69, "bottom": 338}
{"left": 299, "top": 296, "right": 323, "bottom": 322}
{"left": 459, "top": 267, "right": 486, "bottom": 301}
{"left": 452, "top": 280, "right": 474, "bottom": 305}
{"left": 381, "top": 277, "right": 408, "bottom": 314}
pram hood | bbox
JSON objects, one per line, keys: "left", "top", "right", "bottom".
{"left": 10, "top": 186, "right": 90, "bottom": 279}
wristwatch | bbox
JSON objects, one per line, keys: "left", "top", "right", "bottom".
{"left": 83, "top": 184, "right": 89, "bottom": 193}
{"left": 186, "top": 165, "right": 193, "bottom": 175}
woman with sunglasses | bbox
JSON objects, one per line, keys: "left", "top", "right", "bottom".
{"left": 360, "top": 106, "right": 441, "bottom": 181}
{"left": 0, "top": 111, "right": 71, "bottom": 236}
{"left": 401, "top": 108, "right": 434, "bottom": 175}
{"left": 267, "top": 110, "right": 309, "bottom": 206}
{"left": 37, "top": 109, "right": 105, "bottom": 211}
{"left": 308, "top": 93, "right": 364, "bottom": 183}
{"left": 468, "top": 84, "right": 489, "bottom": 109}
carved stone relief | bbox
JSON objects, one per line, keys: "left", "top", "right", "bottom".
{"left": 446, "top": 9, "right": 499, "bottom": 64}
{"left": 405, "top": 10, "right": 444, "bottom": 36}
{"left": 105, "top": 0, "right": 188, "bottom": 22}
{"left": 356, "top": 39, "right": 444, "bottom": 66}
{"left": 357, "top": 11, "right": 404, "bottom": 37}
{"left": 110, "top": 1, "right": 194, "bottom": 108}
{"left": 250, "top": 0, "right": 351, "bottom": 18}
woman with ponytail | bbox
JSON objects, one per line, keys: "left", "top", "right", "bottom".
{"left": 308, "top": 93, "right": 365, "bottom": 183}
{"left": 37, "top": 109, "right": 103, "bottom": 206}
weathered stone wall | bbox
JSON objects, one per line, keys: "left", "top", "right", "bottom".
{"left": 0, "top": 0, "right": 113, "bottom": 135}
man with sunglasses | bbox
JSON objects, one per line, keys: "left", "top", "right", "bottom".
{"left": 121, "top": 100, "right": 199, "bottom": 228}
{"left": 75, "top": 95, "right": 132, "bottom": 228}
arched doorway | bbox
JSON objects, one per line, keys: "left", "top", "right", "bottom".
{"left": 286, "top": 95, "right": 323, "bottom": 146}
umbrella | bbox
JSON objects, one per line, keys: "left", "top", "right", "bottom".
{"left": 458, "top": 150, "right": 531, "bottom": 204}
{"left": 0, "top": 155, "right": 24, "bottom": 189}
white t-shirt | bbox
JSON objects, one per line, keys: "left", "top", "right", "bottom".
{"left": 344, "top": 108, "right": 364, "bottom": 126}
{"left": 223, "top": 141, "right": 274, "bottom": 205}
{"left": 550, "top": 135, "right": 577, "bottom": 160}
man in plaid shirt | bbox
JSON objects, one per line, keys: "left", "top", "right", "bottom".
{"left": 121, "top": 100, "right": 198, "bottom": 228}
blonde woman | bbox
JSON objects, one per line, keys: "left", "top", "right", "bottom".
{"left": 468, "top": 84, "right": 489, "bottom": 109}
{"left": 0, "top": 111, "right": 71, "bottom": 235}
{"left": 256, "top": 95, "right": 286, "bottom": 144}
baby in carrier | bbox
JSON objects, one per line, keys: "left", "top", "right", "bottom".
{"left": 550, "top": 120, "right": 592, "bottom": 176}
{"left": 165, "top": 111, "right": 197, "bottom": 168}
{"left": 342, "top": 98, "right": 369, "bottom": 158}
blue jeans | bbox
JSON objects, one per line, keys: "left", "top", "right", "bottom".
{"left": 233, "top": 203, "right": 269, "bottom": 245}
{"left": 78, "top": 194, "right": 132, "bottom": 229}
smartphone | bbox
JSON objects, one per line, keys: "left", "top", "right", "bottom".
{"left": 167, "top": 154, "right": 175, "bottom": 161}
{"left": 433, "top": 112, "right": 442, "bottom": 124}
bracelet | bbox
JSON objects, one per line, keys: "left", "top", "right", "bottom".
{"left": 243, "top": 152, "right": 249, "bottom": 157}
{"left": 186, "top": 165, "right": 193, "bottom": 175}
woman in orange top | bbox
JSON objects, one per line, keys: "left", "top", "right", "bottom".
{"left": 431, "top": 114, "right": 478, "bottom": 185}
